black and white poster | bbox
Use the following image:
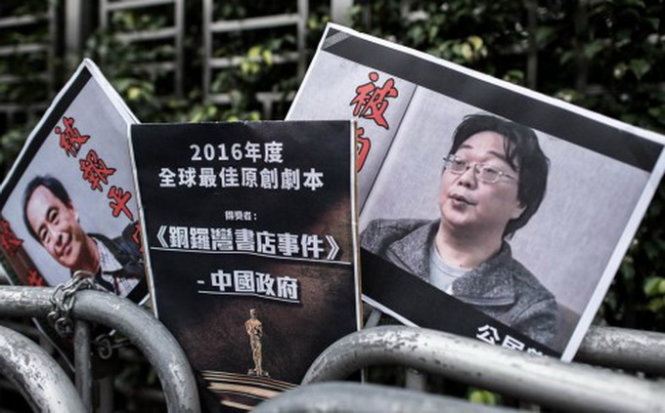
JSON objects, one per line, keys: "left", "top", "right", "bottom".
{"left": 287, "top": 24, "right": 665, "bottom": 360}
{"left": 0, "top": 59, "right": 148, "bottom": 360}
{"left": 130, "top": 121, "right": 361, "bottom": 411}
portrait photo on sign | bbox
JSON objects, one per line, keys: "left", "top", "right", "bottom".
{"left": 0, "top": 59, "right": 147, "bottom": 306}
{"left": 287, "top": 24, "right": 665, "bottom": 360}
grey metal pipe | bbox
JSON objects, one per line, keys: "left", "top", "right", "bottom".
{"left": 0, "top": 286, "right": 200, "bottom": 413}
{"left": 99, "top": 375, "right": 114, "bottom": 413}
{"left": 303, "top": 326, "right": 665, "bottom": 411}
{"left": 361, "top": 307, "right": 665, "bottom": 375}
{"left": 405, "top": 367, "right": 426, "bottom": 391}
{"left": 364, "top": 308, "right": 382, "bottom": 328}
{"left": 254, "top": 381, "right": 513, "bottom": 413}
{"left": 577, "top": 325, "right": 665, "bottom": 375}
{"left": 0, "top": 325, "right": 85, "bottom": 412}
{"left": 365, "top": 308, "right": 428, "bottom": 392}
{"left": 74, "top": 319, "right": 92, "bottom": 410}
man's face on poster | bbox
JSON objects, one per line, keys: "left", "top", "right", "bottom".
{"left": 439, "top": 131, "right": 525, "bottom": 238}
{"left": 25, "top": 185, "right": 89, "bottom": 270}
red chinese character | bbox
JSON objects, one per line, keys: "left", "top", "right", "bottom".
{"left": 355, "top": 126, "right": 371, "bottom": 172}
{"left": 131, "top": 221, "right": 143, "bottom": 254}
{"left": 79, "top": 150, "right": 116, "bottom": 191}
{"left": 0, "top": 219, "right": 23, "bottom": 257}
{"left": 54, "top": 116, "right": 90, "bottom": 157}
{"left": 349, "top": 72, "right": 399, "bottom": 129}
{"left": 107, "top": 186, "right": 134, "bottom": 220}
{"left": 28, "top": 269, "right": 45, "bottom": 286}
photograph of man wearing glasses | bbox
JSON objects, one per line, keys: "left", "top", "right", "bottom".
{"left": 361, "top": 113, "right": 557, "bottom": 346}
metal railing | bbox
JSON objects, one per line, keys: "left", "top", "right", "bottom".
{"left": 302, "top": 325, "right": 665, "bottom": 411}
{"left": 202, "top": 0, "right": 308, "bottom": 119}
{"left": 0, "top": 286, "right": 200, "bottom": 413}
{"left": 0, "top": 325, "right": 85, "bottom": 412}
{"left": 576, "top": 325, "right": 665, "bottom": 375}
{"left": 99, "top": 0, "right": 185, "bottom": 97}
{"left": 2, "top": 281, "right": 665, "bottom": 411}
{"left": 254, "top": 381, "right": 516, "bottom": 412}
{"left": 0, "top": 3, "right": 55, "bottom": 128}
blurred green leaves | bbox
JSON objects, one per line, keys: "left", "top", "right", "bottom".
{"left": 468, "top": 388, "right": 499, "bottom": 406}
{"left": 351, "top": 0, "right": 665, "bottom": 332}
{"left": 0, "top": 0, "right": 663, "bottom": 331}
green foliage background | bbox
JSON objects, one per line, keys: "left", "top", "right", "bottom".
{"left": 1, "top": 0, "right": 663, "bottom": 334}
{"left": 0, "top": 0, "right": 663, "bottom": 404}
{"left": 350, "top": 0, "right": 665, "bottom": 332}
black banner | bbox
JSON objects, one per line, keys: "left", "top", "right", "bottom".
{"left": 362, "top": 249, "right": 559, "bottom": 357}
{"left": 131, "top": 121, "right": 360, "bottom": 411}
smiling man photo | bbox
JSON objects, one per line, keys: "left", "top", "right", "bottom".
{"left": 361, "top": 113, "right": 557, "bottom": 346}
{"left": 22, "top": 174, "right": 144, "bottom": 297}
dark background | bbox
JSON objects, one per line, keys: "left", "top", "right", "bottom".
{"left": 131, "top": 122, "right": 359, "bottom": 397}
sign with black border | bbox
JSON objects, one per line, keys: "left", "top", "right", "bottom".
{"left": 0, "top": 59, "right": 148, "bottom": 363}
{"left": 288, "top": 24, "right": 665, "bottom": 360}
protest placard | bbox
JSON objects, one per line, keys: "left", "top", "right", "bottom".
{"left": 0, "top": 59, "right": 147, "bottom": 361}
{"left": 288, "top": 24, "right": 665, "bottom": 360}
{"left": 130, "top": 121, "right": 361, "bottom": 410}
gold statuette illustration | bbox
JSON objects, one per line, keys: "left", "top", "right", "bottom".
{"left": 245, "top": 309, "right": 269, "bottom": 377}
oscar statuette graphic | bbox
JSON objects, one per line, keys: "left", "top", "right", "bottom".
{"left": 245, "top": 309, "right": 269, "bottom": 377}
{"left": 199, "top": 308, "right": 294, "bottom": 410}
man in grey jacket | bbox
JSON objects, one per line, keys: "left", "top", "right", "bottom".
{"left": 362, "top": 114, "right": 557, "bottom": 347}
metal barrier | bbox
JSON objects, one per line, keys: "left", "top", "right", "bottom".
{"left": 0, "top": 325, "right": 85, "bottom": 412}
{"left": 303, "top": 326, "right": 665, "bottom": 412}
{"left": 2, "top": 283, "right": 665, "bottom": 411}
{"left": 100, "top": 0, "right": 185, "bottom": 97}
{"left": 0, "top": 286, "right": 200, "bottom": 413}
{"left": 202, "top": 0, "right": 308, "bottom": 118}
{"left": 254, "top": 381, "right": 515, "bottom": 413}
{"left": 364, "top": 308, "right": 665, "bottom": 376}
{"left": 577, "top": 325, "right": 665, "bottom": 375}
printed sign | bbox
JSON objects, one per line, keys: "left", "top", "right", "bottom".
{"left": 130, "top": 121, "right": 361, "bottom": 411}
{"left": 0, "top": 59, "right": 148, "bottom": 361}
{"left": 288, "top": 24, "right": 665, "bottom": 360}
